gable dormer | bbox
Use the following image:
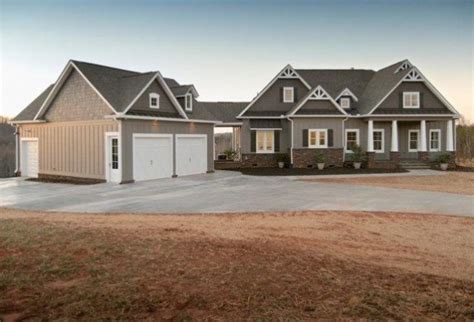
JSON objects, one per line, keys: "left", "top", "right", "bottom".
{"left": 237, "top": 65, "right": 311, "bottom": 117}
{"left": 288, "top": 85, "right": 347, "bottom": 116}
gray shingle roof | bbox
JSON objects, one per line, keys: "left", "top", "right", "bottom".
{"left": 169, "top": 85, "right": 193, "bottom": 97}
{"left": 12, "top": 84, "right": 54, "bottom": 121}
{"left": 192, "top": 102, "right": 248, "bottom": 122}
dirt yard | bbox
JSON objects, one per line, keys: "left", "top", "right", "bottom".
{"left": 303, "top": 172, "right": 474, "bottom": 195}
{"left": 0, "top": 208, "right": 473, "bottom": 320}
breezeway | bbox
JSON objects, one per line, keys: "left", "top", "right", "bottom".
{"left": 0, "top": 171, "right": 472, "bottom": 217}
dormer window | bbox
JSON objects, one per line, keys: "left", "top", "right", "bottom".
{"left": 149, "top": 93, "right": 160, "bottom": 109}
{"left": 185, "top": 93, "right": 193, "bottom": 112}
{"left": 403, "top": 92, "right": 419, "bottom": 108}
{"left": 283, "top": 87, "right": 294, "bottom": 103}
{"left": 340, "top": 98, "right": 350, "bottom": 109}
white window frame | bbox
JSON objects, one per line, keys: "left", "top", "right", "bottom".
{"left": 429, "top": 129, "right": 441, "bottom": 152}
{"left": 345, "top": 129, "right": 360, "bottom": 153}
{"left": 340, "top": 97, "right": 351, "bottom": 109}
{"left": 256, "top": 130, "right": 274, "bottom": 154}
{"left": 283, "top": 87, "right": 294, "bottom": 103}
{"left": 408, "top": 129, "right": 419, "bottom": 152}
{"left": 149, "top": 93, "right": 160, "bottom": 109}
{"left": 372, "top": 129, "right": 384, "bottom": 153}
{"left": 185, "top": 93, "right": 193, "bottom": 112}
{"left": 308, "top": 129, "right": 328, "bottom": 149}
{"left": 403, "top": 92, "right": 420, "bottom": 109}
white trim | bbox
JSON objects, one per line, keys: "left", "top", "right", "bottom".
{"left": 289, "top": 114, "right": 348, "bottom": 118}
{"left": 335, "top": 88, "right": 358, "bottom": 102}
{"left": 402, "top": 92, "right": 420, "bottom": 109}
{"left": 149, "top": 92, "right": 160, "bottom": 109}
{"left": 105, "top": 132, "right": 121, "bottom": 183}
{"left": 9, "top": 120, "right": 47, "bottom": 124}
{"left": 185, "top": 93, "right": 193, "bottom": 111}
{"left": 408, "top": 129, "right": 420, "bottom": 152}
{"left": 215, "top": 122, "right": 243, "bottom": 127}
{"left": 340, "top": 97, "right": 351, "bottom": 109}
{"left": 308, "top": 129, "right": 328, "bottom": 149}
{"left": 237, "top": 64, "right": 311, "bottom": 118}
{"left": 372, "top": 129, "right": 384, "bottom": 153}
{"left": 283, "top": 86, "right": 294, "bottom": 103}
{"left": 20, "top": 137, "right": 39, "bottom": 177}
{"left": 403, "top": 69, "right": 423, "bottom": 81}
{"left": 391, "top": 120, "right": 399, "bottom": 152}
{"left": 446, "top": 119, "right": 454, "bottom": 151}
{"left": 176, "top": 134, "right": 207, "bottom": 139}
{"left": 14, "top": 127, "right": 19, "bottom": 173}
{"left": 108, "top": 114, "right": 220, "bottom": 124}
{"left": 34, "top": 61, "right": 118, "bottom": 120}
{"left": 368, "top": 66, "right": 460, "bottom": 115}
{"left": 19, "top": 137, "right": 39, "bottom": 142}
{"left": 368, "top": 114, "right": 459, "bottom": 118}
{"left": 394, "top": 60, "right": 412, "bottom": 73}
{"left": 250, "top": 128, "right": 282, "bottom": 131}
{"left": 429, "top": 129, "right": 441, "bottom": 152}
{"left": 173, "top": 85, "right": 199, "bottom": 98}
{"left": 288, "top": 85, "right": 348, "bottom": 116}
{"left": 255, "top": 130, "right": 275, "bottom": 153}
{"left": 367, "top": 120, "right": 374, "bottom": 152}
{"left": 344, "top": 129, "right": 360, "bottom": 153}
{"left": 287, "top": 117, "right": 294, "bottom": 164}
{"left": 237, "top": 116, "right": 285, "bottom": 119}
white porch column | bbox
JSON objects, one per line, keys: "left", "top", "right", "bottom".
{"left": 447, "top": 119, "right": 454, "bottom": 151}
{"left": 391, "top": 120, "right": 398, "bottom": 152}
{"left": 367, "top": 120, "right": 374, "bottom": 152}
{"left": 420, "top": 120, "right": 427, "bottom": 152}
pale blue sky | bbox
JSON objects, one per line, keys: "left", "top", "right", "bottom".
{"left": 1, "top": 0, "right": 473, "bottom": 120}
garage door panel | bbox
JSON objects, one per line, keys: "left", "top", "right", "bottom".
{"left": 176, "top": 136, "right": 207, "bottom": 177}
{"left": 133, "top": 136, "right": 173, "bottom": 182}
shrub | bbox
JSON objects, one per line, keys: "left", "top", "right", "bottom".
{"left": 438, "top": 153, "right": 451, "bottom": 164}
{"left": 350, "top": 144, "right": 365, "bottom": 162}
{"left": 223, "top": 149, "right": 236, "bottom": 161}
{"left": 314, "top": 152, "right": 325, "bottom": 164}
{"left": 276, "top": 153, "right": 290, "bottom": 164}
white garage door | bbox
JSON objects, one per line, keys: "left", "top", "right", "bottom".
{"left": 176, "top": 135, "right": 207, "bottom": 177}
{"left": 21, "top": 139, "right": 39, "bottom": 178}
{"left": 133, "top": 135, "right": 173, "bottom": 182}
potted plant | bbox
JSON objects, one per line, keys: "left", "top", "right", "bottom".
{"left": 223, "top": 149, "right": 236, "bottom": 161}
{"left": 350, "top": 144, "right": 365, "bottom": 169}
{"left": 314, "top": 152, "right": 326, "bottom": 170}
{"left": 438, "top": 153, "right": 451, "bottom": 171}
{"left": 276, "top": 153, "right": 289, "bottom": 168}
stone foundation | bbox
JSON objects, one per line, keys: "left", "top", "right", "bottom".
{"left": 292, "top": 149, "right": 343, "bottom": 168}
{"left": 241, "top": 154, "right": 279, "bottom": 168}
{"left": 418, "top": 151, "right": 429, "bottom": 162}
{"left": 367, "top": 152, "right": 400, "bottom": 169}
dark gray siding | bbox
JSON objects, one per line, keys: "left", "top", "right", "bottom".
{"left": 293, "top": 118, "right": 344, "bottom": 149}
{"left": 128, "top": 79, "right": 182, "bottom": 117}
{"left": 296, "top": 100, "right": 342, "bottom": 115}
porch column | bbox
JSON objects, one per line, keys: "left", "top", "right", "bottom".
{"left": 391, "top": 120, "right": 398, "bottom": 152}
{"left": 446, "top": 119, "right": 454, "bottom": 151}
{"left": 420, "top": 120, "right": 427, "bottom": 152}
{"left": 367, "top": 120, "right": 374, "bottom": 152}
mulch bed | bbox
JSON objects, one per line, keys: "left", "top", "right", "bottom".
{"left": 226, "top": 167, "right": 409, "bottom": 176}
{"left": 26, "top": 178, "right": 102, "bottom": 185}
{"left": 450, "top": 165, "right": 474, "bottom": 172}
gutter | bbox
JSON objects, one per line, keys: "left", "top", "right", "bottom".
{"left": 8, "top": 120, "right": 47, "bottom": 125}
{"left": 108, "top": 113, "right": 222, "bottom": 125}
{"left": 286, "top": 116, "right": 294, "bottom": 165}
{"left": 342, "top": 116, "right": 349, "bottom": 163}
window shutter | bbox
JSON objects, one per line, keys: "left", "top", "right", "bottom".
{"left": 280, "top": 88, "right": 283, "bottom": 102}
{"left": 419, "top": 92, "right": 423, "bottom": 108}
{"left": 274, "top": 131, "right": 280, "bottom": 152}
{"left": 328, "top": 129, "right": 334, "bottom": 147}
{"left": 251, "top": 131, "right": 256, "bottom": 152}
{"left": 294, "top": 87, "right": 298, "bottom": 102}
{"left": 302, "top": 129, "right": 308, "bottom": 147}
{"left": 399, "top": 92, "right": 403, "bottom": 108}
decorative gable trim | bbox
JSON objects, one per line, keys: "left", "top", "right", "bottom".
{"left": 237, "top": 64, "right": 311, "bottom": 118}
{"left": 394, "top": 60, "right": 412, "bottom": 73}
{"left": 121, "top": 72, "right": 188, "bottom": 119}
{"left": 335, "top": 88, "right": 358, "bottom": 102}
{"left": 288, "top": 85, "right": 348, "bottom": 116}
{"left": 34, "top": 61, "right": 118, "bottom": 120}
{"left": 368, "top": 67, "right": 460, "bottom": 115}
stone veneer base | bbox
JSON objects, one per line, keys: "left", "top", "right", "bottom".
{"left": 293, "top": 148, "right": 343, "bottom": 168}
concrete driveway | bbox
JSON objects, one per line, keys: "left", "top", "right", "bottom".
{"left": 0, "top": 171, "right": 472, "bottom": 217}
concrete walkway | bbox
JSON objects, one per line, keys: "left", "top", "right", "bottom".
{"left": 0, "top": 171, "right": 472, "bottom": 217}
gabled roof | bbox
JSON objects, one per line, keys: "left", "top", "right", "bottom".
{"left": 12, "top": 84, "right": 54, "bottom": 121}
{"left": 193, "top": 102, "right": 248, "bottom": 123}
{"left": 170, "top": 85, "right": 199, "bottom": 98}
{"left": 287, "top": 85, "right": 347, "bottom": 116}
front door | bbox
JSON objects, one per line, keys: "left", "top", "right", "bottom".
{"left": 106, "top": 135, "right": 120, "bottom": 182}
{"left": 402, "top": 130, "right": 419, "bottom": 159}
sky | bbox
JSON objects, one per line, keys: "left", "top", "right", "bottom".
{"left": 1, "top": 0, "right": 473, "bottom": 121}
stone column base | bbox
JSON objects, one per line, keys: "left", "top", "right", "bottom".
{"left": 293, "top": 149, "right": 343, "bottom": 168}
{"left": 367, "top": 152, "right": 376, "bottom": 169}
{"left": 390, "top": 152, "right": 400, "bottom": 167}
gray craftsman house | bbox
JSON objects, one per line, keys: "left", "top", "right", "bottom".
{"left": 11, "top": 59, "right": 459, "bottom": 183}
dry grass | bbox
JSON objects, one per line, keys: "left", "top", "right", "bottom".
{"left": 303, "top": 172, "right": 474, "bottom": 195}
{"left": 0, "top": 208, "right": 473, "bottom": 320}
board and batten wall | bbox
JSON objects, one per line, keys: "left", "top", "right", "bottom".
{"left": 19, "top": 120, "right": 118, "bottom": 180}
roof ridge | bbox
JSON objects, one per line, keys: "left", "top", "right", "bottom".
{"left": 296, "top": 68, "right": 375, "bottom": 72}
{"left": 71, "top": 60, "right": 142, "bottom": 75}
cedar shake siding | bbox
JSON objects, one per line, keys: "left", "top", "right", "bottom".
{"left": 374, "top": 82, "right": 453, "bottom": 114}
{"left": 127, "top": 79, "right": 182, "bottom": 117}
{"left": 45, "top": 70, "right": 112, "bottom": 122}
{"left": 120, "top": 119, "right": 214, "bottom": 182}
{"left": 19, "top": 120, "right": 118, "bottom": 180}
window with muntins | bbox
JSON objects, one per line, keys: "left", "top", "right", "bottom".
{"left": 256, "top": 130, "right": 274, "bottom": 153}
{"left": 149, "top": 93, "right": 160, "bottom": 109}
{"left": 403, "top": 92, "right": 420, "bottom": 108}
{"left": 345, "top": 130, "right": 359, "bottom": 152}
{"left": 373, "top": 130, "right": 384, "bottom": 153}
{"left": 340, "top": 98, "right": 350, "bottom": 109}
{"left": 309, "top": 129, "right": 327, "bottom": 148}
{"left": 185, "top": 93, "right": 193, "bottom": 111}
{"left": 111, "top": 138, "right": 119, "bottom": 169}
{"left": 409, "top": 130, "right": 419, "bottom": 152}
{"left": 430, "top": 130, "right": 441, "bottom": 151}
{"left": 283, "top": 87, "right": 294, "bottom": 103}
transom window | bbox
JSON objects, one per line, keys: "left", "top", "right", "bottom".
{"left": 309, "top": 129, "right": 328, "bottom": 148}
{"left": 149, "top": 93, "right": 160, "bottom": 109}
{"left": 345, "top": 129, "right": 359, "bottom": 152}
{"left": 403, "top": 92, "right": 420, "bottom": 108}
{"left": 340, "top": 97, "right": 351, "bottom": 109}
{"left": 408, "top": 130, "right": 419, "bottom": 152}
{"left": 256, "top": 130, "right": 274, "bottom": 153}
{"left": 373, "top": 129, "right": 384, "bottom": 153}
{"left": 283, "top": 87, "right": 294, "bottom": 103}
{"left": 185, "top": 93, "right": 193, "bottom": 111}
{"left": 430, "top": 129, "right": 441, "bottom": 152}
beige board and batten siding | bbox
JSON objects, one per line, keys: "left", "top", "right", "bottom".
{"left": 120, "top": 119, "right": 214, "bottom": 182}
{"left": 19, "top": 120, "right": 118, "bottom": 180}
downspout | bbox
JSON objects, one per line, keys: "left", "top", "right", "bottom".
{"left": 342, "top": 116, "right": 349, "bottom": 162}
{"left": 286, "top": 116, "right": 294, "bottom": 166}
{"left": 14, "top": 125, "right": 20, "bottom": 176}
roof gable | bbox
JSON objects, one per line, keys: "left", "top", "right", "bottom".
{"left": 288, "top": 85, "right": 347, "bottom": 116}
{"left": 12, "top": 85, "right": 54, "bottom": 121}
